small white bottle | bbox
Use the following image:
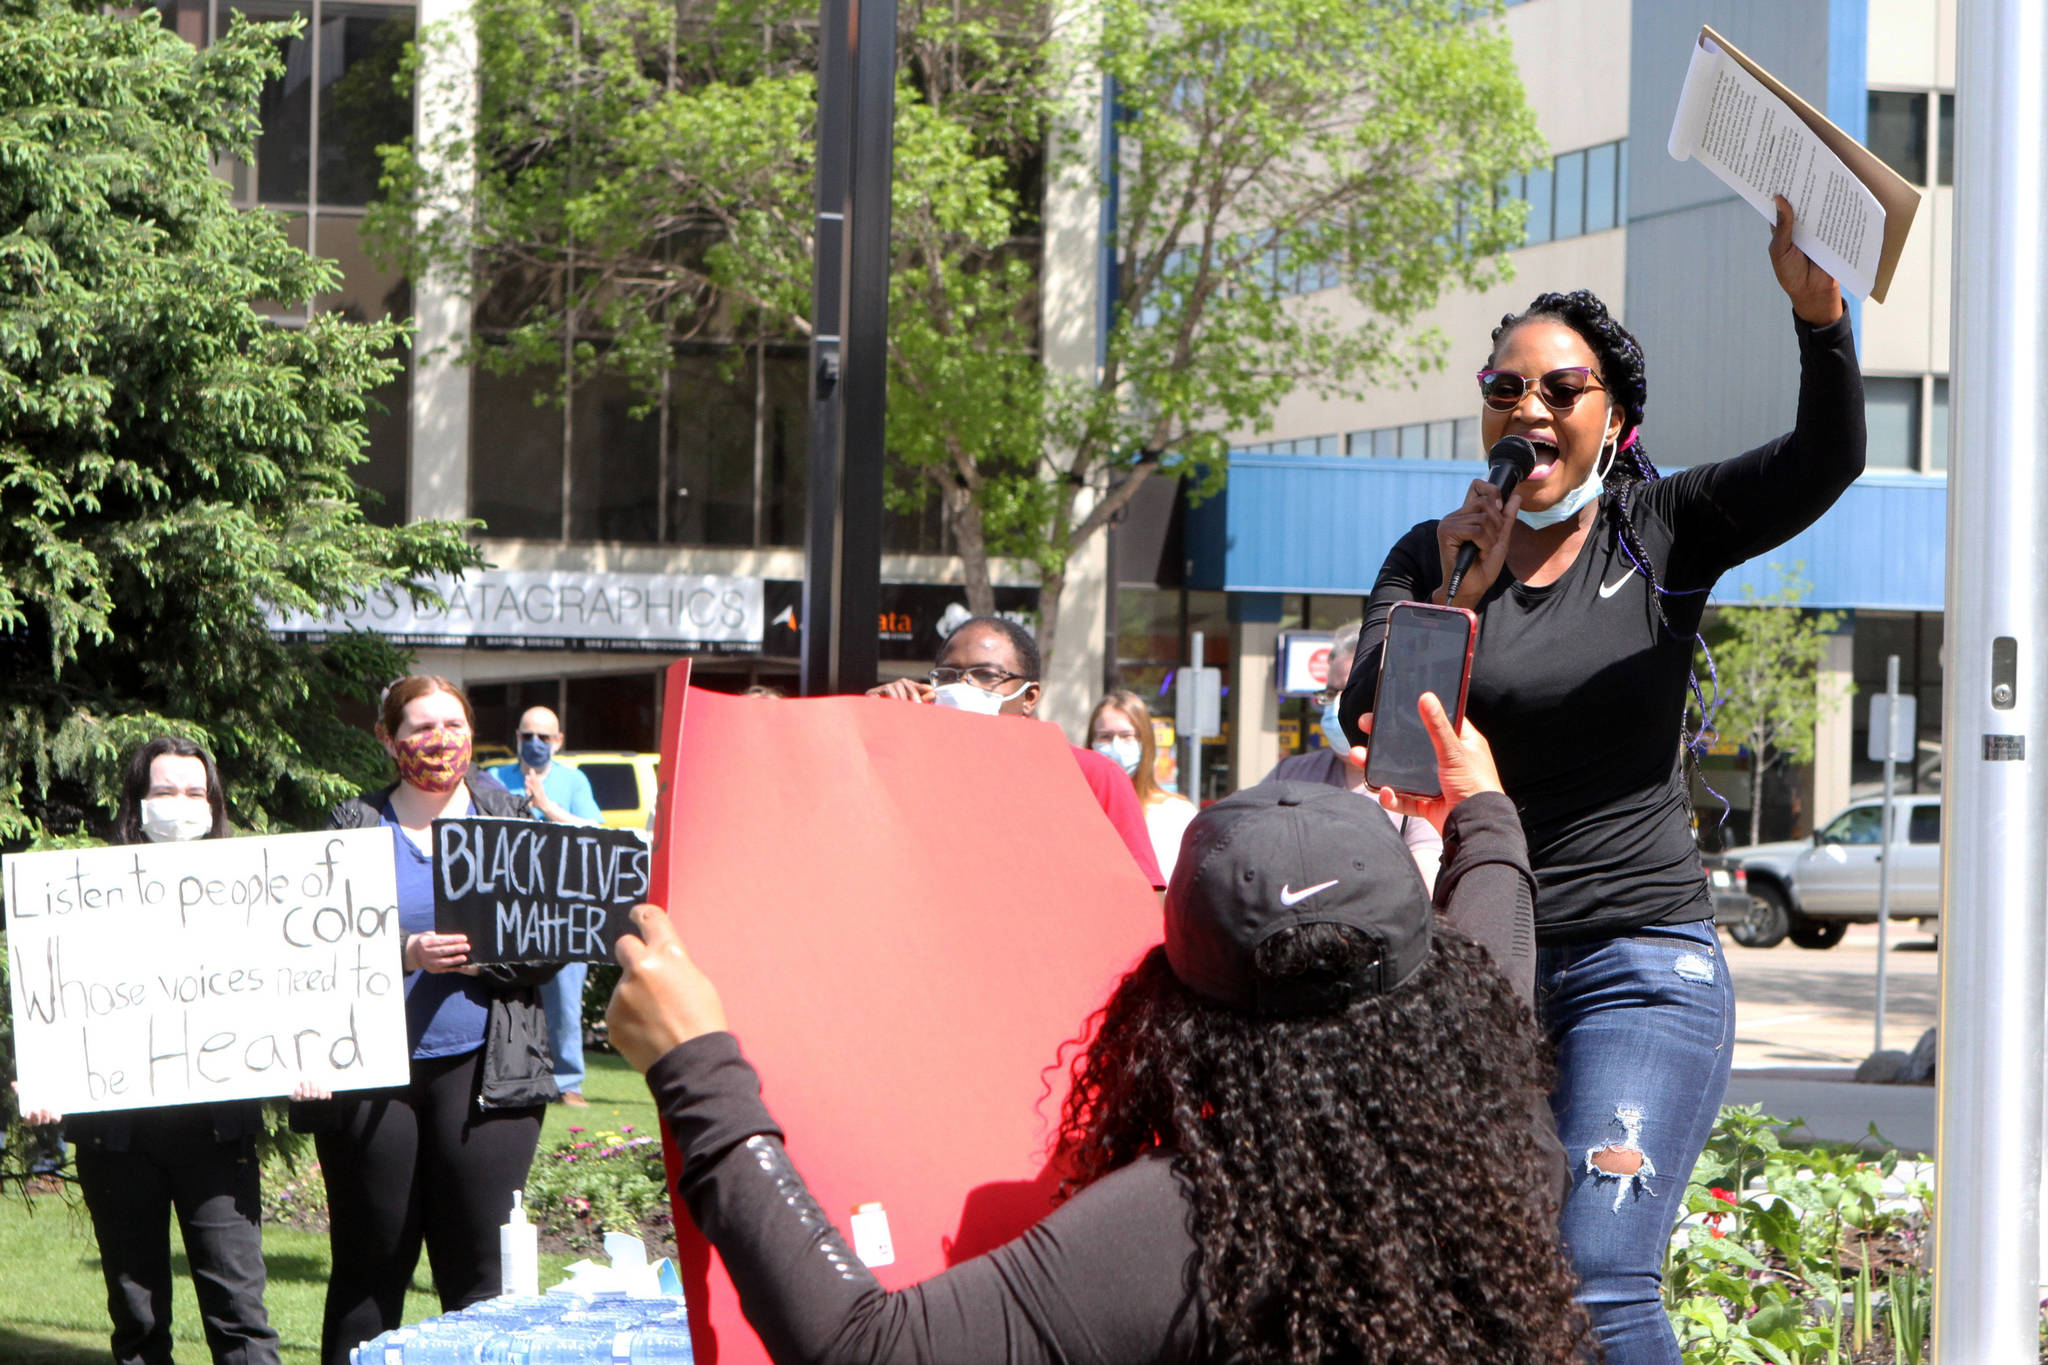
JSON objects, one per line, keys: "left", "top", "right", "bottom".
{"left": 499, "top": 1188, "right": 540, "bottom": 1298}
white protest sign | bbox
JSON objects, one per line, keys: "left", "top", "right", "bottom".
{"left": 5, "top": 828, "right": 409, "bottom": 1115}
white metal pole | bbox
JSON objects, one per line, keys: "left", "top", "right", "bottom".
{"left": 1874, "top": 655, "right": 1898, "bottom": 1056}
{"left": 1934, "top": 0, "right": 2048, "bottom": 1354}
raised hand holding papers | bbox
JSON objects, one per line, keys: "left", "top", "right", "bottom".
{"left": 1668, "top": 26, "right": 1919, "bottom": 302}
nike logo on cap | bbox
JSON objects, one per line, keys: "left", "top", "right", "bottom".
{"left": 1279, "top": 879, "right": 1340, "bottom": 907}
{"left": 1598, "top": 566, "right": 1637, "bottom": 598}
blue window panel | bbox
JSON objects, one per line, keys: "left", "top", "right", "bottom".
{"left": 1426, "top": 420, "right": 1456, "bottom": 460}
{"left": 1553, "top": 149, "right": 1585, "bottom": 240}
{"left": 1524, "top": 165, "right": 1554, "bottom": 246}
{"left": 1585, "top": 142, "right": 1617, "bottom": 233}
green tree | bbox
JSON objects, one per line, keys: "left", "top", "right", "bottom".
{"left": 375, "top": 0, "right": 1540, "bottom": 667}
{"left": 0, "top": 0, "right": 479, "bottom": 844}
{"left": 1700, "top": 568, "right": 1843, "bottom": 847}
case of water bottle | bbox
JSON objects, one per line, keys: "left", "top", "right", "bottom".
{"left": 349, "top": 1291, "right": 695, "bottom": 1365}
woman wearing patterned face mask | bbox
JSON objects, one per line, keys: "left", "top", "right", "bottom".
{"left": 290, "top": 676, "right": 560, "bottom": 1365}
{"left": 1086, "top": 690, "right": 1196, "bottom": 880}
{"left": 16, "top": 738, "right": 285, "bottom": 1365}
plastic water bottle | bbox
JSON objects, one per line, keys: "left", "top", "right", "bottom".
{"left": 624, "top": 1329, "right": 696, "bottom": 1365}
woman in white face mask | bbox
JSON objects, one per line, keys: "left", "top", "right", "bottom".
{"left": 1087, "top": 690, "right": 1196, "bottom": 880}
{"left": 52, "top": 738, "right": 284, "bottom": 1365}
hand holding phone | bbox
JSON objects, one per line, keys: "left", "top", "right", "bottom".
{"left": 1364, "top": 602, "right": 1478, "bottom": 798}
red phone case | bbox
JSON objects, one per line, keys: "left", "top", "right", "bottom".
{"left": 1364, "top": 601, "right": 1478, "bottom": 796}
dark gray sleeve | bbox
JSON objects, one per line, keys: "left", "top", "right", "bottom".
{"left": 1430, "top": 795, "right": 1567, "bottom": 1207}
{"left": 1433, "top": 792, "right": 1538, "bottom": 1003}
{"left": 651, "top": 1034, "right": 1205, "bottom": 1365}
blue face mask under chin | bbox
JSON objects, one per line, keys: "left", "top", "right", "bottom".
{"left": 1318, "top": 697, "right": 1346, "bottom": 751}
{"left": 1518, "top": 408, "right": 1619, "bottom": 529}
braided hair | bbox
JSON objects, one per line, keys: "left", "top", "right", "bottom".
{"left": 1488, "top": 290, "right": 1723, "bottom": 815}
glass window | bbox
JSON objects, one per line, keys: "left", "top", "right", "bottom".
{"left": 1454, "top": 416, "right": 1479, "bottom": 460}
{"left": 471, "top": 360, "right": 566, "bottom": 539}
{"left": 1821, "top": 805, "right": 1884, "bottom": 845}
{"left": 1426, "top": 420, "right": 1456, "bottom": 460}
{"left": 565, "top": 672, "right": 661, "bottom": 751}
{"left": 575, "top": 762, "right": 641, "bottom": 812}
{"left": 1907, "top": 804, "right": 1941, "bottom": 845}
{"left": 228, "top": 2, "right": 314, "bottom": 204}
{"left": 668, "top": 350, "right": 760, "bottom": 547}
{"left": 761, "top": 348, "right": 809, "bottom": 546}
{"left": 1868, "top": 91, "right": 1929, "bottom": 185}
{"left": 1864, "top": 377, "right": 1921, "bottom": 469}
{"left": 356, "top": 341, "right": 410, "bottom": 527}
{"left": 1344, "top": 430, "right": 1372, "bottom": 456}
{"left": 1617, "top": 138, "right": 1630, "bottom": 217}
{"left": 1523, "top": 164, "right": 1553, "bottom": 246}
{"left": 1398, "top": 424, "right": 1428, "bottom": 460}
{"left": 319, "top": 6, "right": 415, "bottom": 206}
{"left": 1937, "top": 93, "right": 1953, "bottom": 186}
{"left": 315, "top": 213, "right": 407, "bottom": 321}
{"left": 1930, "top": 377, "right": 1948, "bottom": 472}
{"left": 1552, "top": 149, "right": 1585, "bottom": 239}
{"left": 569, "top": 371, "right": 662, "bottom": 543}
{"left": 1371, "top": 428, "right": 1398, "bottom": 459}
{"left": 1584, "top": 141, "right": 1618, "bottom": 233}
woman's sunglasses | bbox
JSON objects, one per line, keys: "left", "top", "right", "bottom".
{"left": 1475, "top": 366, "right": 1605, "bottom": 413}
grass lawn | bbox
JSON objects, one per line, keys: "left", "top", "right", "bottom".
{"left": 0, "top": 1051, "right": 658, "bottom": 1365}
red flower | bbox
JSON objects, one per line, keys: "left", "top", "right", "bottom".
{"left": 1707, "top": 1225, "right": 1726, "bottom": 1239}
{"left": 1710, "top": 1187, "right": 1737, "bottom": 1205}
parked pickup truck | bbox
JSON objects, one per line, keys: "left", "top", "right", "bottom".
{"left": 1722, "top": 794, "right": 1942, "bottom": 950}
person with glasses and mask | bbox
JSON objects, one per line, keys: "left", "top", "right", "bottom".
{"left": 486, "top": 705, "right": 601, "bottom": 1108}
{"left": 1261, "top": 619, "right": 1441, "bottom": 894}
{"left": 868, "top": 615, "right": 1165, "bottom": 889}
{"left": 1338, "top": 199, "right": 1864, "bottom": 1365}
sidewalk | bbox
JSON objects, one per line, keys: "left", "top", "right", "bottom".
{"left": 1724, "top": 1067, "right": 1934, "bottom": 1155}
{"left": 1726, "top": 924, "right": 1939, "bottom": 1155}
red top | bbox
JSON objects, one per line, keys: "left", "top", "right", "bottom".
{"left": 1069, "top": 745, "right": 1167, "bottom": 890}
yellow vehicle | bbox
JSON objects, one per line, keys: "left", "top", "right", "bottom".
{"left": 552, "top": 751, "right": 662, "bottom": 834}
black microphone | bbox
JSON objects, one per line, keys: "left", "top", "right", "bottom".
{"left": 1444, "top": 435, "right": 1537, "bottom": 603}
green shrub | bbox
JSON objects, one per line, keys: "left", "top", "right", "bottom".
{"left": 1665, "top": 1106, "right": 1930, "bottom": 1364}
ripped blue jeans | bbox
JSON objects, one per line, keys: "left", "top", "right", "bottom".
{"left": 1536, "top": 918, "right": 1735, "bottom": 1365}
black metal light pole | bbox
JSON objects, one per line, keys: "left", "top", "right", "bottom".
{"left": 800, "top": 0, "right": 896, "bottom": 696}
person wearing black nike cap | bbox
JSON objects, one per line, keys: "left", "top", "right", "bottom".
{"left": 1340, "top": 199, "right": 1864, "bottom": 1365}
{"left": 601, "top": 697, "right": 1587, "bottom": 1364}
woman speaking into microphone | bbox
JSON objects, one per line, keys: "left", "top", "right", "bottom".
{"left": 1339, "top": 198, "right": 1864, "bottom": 1364}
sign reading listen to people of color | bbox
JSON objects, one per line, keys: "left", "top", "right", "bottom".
{"left": 4, "top": 829, "right": 409, "bottom": 1115}
{"left": 432, "top": 818, "right": 650, "bottom": 964}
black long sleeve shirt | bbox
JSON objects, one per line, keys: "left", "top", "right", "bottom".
{"left": 650, "top": 795, "right": 1549, "bottom": 1365}
{"left": 1340, "top": 312, "right": 1865, "bottom": 942}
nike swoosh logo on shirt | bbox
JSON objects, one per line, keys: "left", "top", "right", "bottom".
{"left": 1279, "top": 879, "right": 1340, "bottom": 907}
{"left": 1598, "top": 566, "right": 1638, "bottom": 598}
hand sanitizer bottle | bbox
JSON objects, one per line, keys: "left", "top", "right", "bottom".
{"left": 499, "top": 1189, "right": 540, "bottom": 1298}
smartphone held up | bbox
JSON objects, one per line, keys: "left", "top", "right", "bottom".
{"left": 1364, "top": 603, "right": 1478, "bottom": 798}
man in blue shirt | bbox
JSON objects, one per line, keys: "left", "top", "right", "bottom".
{"left": 488, "top": 706, "right": 602, "bottom": 1106}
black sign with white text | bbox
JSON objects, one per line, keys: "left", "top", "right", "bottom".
{"left": 432, "top": 819, "right": 650, "bottom": 964}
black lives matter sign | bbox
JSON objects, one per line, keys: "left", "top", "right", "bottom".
{"left": 432, "top": 818, "right": 650, "bottom": 964}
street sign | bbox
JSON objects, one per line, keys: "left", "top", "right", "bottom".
{"left": 1176, "top": 666, "right": 1223, "bottom": 739}
{"left": 1868, "top": 693, "right": 1917, "bottom": 763}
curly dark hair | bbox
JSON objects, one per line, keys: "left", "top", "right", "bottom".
{"left": 1056, "top": 924, "right": 1590, "bottom": 1365}
{"left": 1490, "top": 289, "right": 1721, "bottom": 802}
{"left": 112, "top": 735, "right": 230, "bottom": 846}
